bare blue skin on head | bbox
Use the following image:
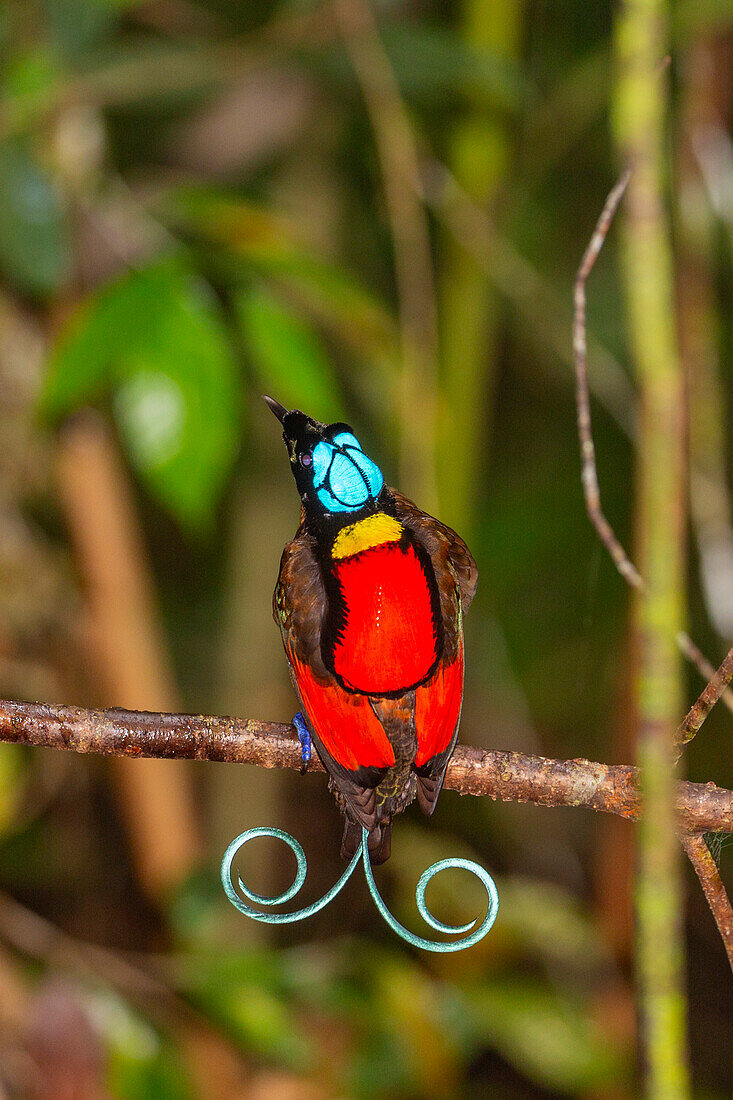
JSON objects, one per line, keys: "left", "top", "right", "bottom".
{"left": 311, "top": 432, "right": 384, "bottom": 513}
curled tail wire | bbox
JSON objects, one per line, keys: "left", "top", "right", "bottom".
{"left": 222, "top": 826, "right": 499, "bottom": 952}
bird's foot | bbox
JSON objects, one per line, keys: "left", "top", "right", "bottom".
{"left": 292, "top": 712, "right": 311, "bottom": 774}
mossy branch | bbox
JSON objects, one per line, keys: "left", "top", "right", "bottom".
{"left": 0, "top": 698, "right": 730, "bottom": 833}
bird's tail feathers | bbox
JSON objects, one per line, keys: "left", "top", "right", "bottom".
{"left": 341, "top": 818, "right": 392, "bottom": 865}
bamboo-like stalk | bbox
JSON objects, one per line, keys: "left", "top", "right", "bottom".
{"left": 437, "top": 0, "right": 522, "bottom": 537}
{"left": 614, "top": 3, "right": 690, "bottom": 1094}
{"left": 335, "top": 0, "right": 439, "bottom": 512}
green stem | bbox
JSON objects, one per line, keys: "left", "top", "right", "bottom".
{"left": 336, "top": 0, "right": 439, "bottom": 512}
{"left": 437, "top": 0, "right": 522, "bottom": 537}
{"left": 613, "top": 3, "right": 690, "bottom": 1096}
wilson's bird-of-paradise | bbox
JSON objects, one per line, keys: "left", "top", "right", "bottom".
{"left": 265, "top": 395, "right": 477, "bottom": 865}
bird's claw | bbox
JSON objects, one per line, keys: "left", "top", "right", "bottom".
{"left": 293, "top": 712, "right": 311, "bottom": 774}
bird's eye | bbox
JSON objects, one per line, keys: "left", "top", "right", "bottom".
{"left": 299, "top": 452, "right": 313, "bottom": 468}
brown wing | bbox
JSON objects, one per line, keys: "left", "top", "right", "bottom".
{"left": 387, "top": 488, "right": 478, "bottom": 614}
{"left": 273, "top": 517, "right": 327, "bottom": 674}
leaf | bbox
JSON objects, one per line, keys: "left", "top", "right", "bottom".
{"left": 161, "top": 188, "right": 397, "bottom": 361}
{"left": 0, "top": 141, "right": 70, "bottom": 297}
{"left": 41, "top": 0, "right": 122, "bottom": 57}
{"left": 89, "top": 989, "right": 195, "bottom": 1100}
{"left": 1, "top": 48, "right": 61, "bottom": 102}
{"left": 307, "top": 22, "right": 530, "bottom": 112}
{"left": 42, "top": 260, "right": 242, "bottom": 529}
{"left": 495, "top": 877, "right": 615, "bottom": 973}
{"left": 236, "top": 286, "right": 344, "bottom": 420}
{"left": 181, "top": 951, "right": 312, "bottom": 1069}
{"left": 467, "top": 980, "right": 630, "bottom": 1095}
{"left": 0, "top": 746, "right": 24, "bottom": 836}
{"left": 382, "top": 23, "right": 532, "bottom": 111}
{"left": 369, "top": 957, "right": 463, "bottom": 1096}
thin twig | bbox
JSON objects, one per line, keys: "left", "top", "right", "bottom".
{"left": 677, "top": 645, "right": 733, "bottom": 754}
{"left": 0, "top": 698, "right": 730, "bottom": 833}
{"left": 573, "top": 169, "right": 733, "bottom": 714}
{"left": 422, "top": 159, "right": 637, "bottom": 438}
{"left": 0, "top": 889, "right": 175, "bottom": 1012}
{"left": 573, "top": 168, "right": 642, "bottom": 587}
{"left": 0, "top": 885, "right": 254, "bottom": 1088}
{"left": 680, "top": 834, "right": 733, "bottom": 972}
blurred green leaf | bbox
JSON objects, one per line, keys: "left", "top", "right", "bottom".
{"left": 161, "top": 188, "right": 397, "bottom": 361}
{"left": 467, "top": 980, "right": 629, "bottom": 1095}
{"left": 0, "top": 745, "right": 25, "bottom": 836}
{"left": 496, "top": 877, "right": 614, "bottom": 974}
{"left": 674, "top": 0, "right": 733, "bottom": 38}
{"left": 83, "top": 988, "right": 194, "bottom": 1100}
{"left": 43, "top": 260, "right": 242, "bottom": 529}
{"left": 382, "top": 23, "right": 532, "bottom": 111}
{"left": 167, "top": 863, "right": 224, "bottom": 944}
{"left": 181, "top": 951, "right": 312, "bottom": 1069}
{"left": 1, "top": 49, "right": 61, "bottom": 101}
{"left": 42, "top": 0, "right": 122, "bottom": 56}
{"left": 311, "top": 22, "right": 530, "bottom": 112}
{"left": 236, "top": 285, "right": 343, "bottom": 420}
{"left": 350, "top": 1029, "right": 412, "bottom": 1099}
{"left": 369, "top": 956, "right": 463, "bottom": 1098}
{"left": 160, "top": 187, "right": 399, "bottom": 436}
{"left": 224, "top": 984, "right": 311, "bottom": 1069}
{"left": 0, "top": 141, "right": 69, "bottom": 297}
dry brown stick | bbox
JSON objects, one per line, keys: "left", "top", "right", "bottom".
{"left": 677, "top": 644, "right": 733, "bottom": 754}
{"left": 0, "top": 698, "right": 730, "bottom": 834}
{"left": 578, "top": 169, "right": 733, "bottom": 985}
{"left": 56, "top": 414, "right": 202, "bottom": 898}
{"left": 574, "top": 168, "right": 641, "bottom": 588}
{"left": 680, "top": 833, "right": 733, "bottom": 972}
{"left": 573, "top": 170, "right": 733, "bottom": 713}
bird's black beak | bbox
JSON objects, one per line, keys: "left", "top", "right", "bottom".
{"left": 262, "top": 395, "right": 288, "bottom": 424}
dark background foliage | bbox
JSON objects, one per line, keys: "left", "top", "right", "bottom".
{"left": 0, "top": 0, "right": 731, "bottom": 1096}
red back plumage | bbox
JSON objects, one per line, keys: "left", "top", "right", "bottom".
{"left": 330, "top": 540, "right": 439, "bottom": 695}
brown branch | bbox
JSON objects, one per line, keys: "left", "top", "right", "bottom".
{"left": 681, "top": 833, "right": 733, "bottom": 971}
{"left": 574, "top": 168, "right": 642, "bottom": 589}
{"left": 573, "top": 170, "right": 733, "bottom": 713}
{"left": 676, "top": 644, "right": 733, "bottom": 754}
{"left": 0, "top": 698, "right": 730, "bottom": 834}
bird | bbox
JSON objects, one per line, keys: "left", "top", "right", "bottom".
{"left": 265, "top": 396, "right": 477, "bottom": 865}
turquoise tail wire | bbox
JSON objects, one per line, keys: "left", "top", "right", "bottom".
{"left": 221, "top": 826, "right": 499, "bottom": 952}
{"left": 221, "top": 828, "right": 362, "bottom": 923}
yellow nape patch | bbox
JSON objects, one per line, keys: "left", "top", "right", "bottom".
{"left": 332, "top": 513, "right": 403, "bottom": 559}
